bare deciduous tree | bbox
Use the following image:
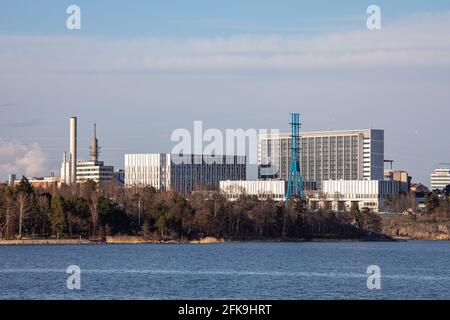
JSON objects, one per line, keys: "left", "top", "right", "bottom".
{"left": 15, "top": 192, "right": 30, "bottom": 239}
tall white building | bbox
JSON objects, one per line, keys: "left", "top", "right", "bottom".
{"left": 125, "top": 153, "right": 171, "bottom": 191}
{"left": 258, "top": 129, "right": 384, "bottom": 188}
{"left": 125, "top": 154, "right": 246, "bottom": 194}
{"left": 430, "top": 168, "right": 450, "bottom": 190}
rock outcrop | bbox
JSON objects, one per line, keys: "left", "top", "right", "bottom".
{"left": 380, "top": 215, "right": 450, "bottom": 240}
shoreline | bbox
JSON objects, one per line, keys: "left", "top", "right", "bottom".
{"left": 0, "top": 239, "right": 101, "bottom": 246}
{"left": 0, "top": 237, "right": 413, "bottom": 246}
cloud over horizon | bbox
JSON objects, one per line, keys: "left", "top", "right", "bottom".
{"left": 0, "top": 139, "right": 50, "bottom": 180}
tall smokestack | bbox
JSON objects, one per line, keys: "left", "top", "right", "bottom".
{"left": 70, "top": 116, "right": 77, "bottom": 184}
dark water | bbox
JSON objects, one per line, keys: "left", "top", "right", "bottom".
{"left": 1, "top": 241, "right": 450, "bottom": 300}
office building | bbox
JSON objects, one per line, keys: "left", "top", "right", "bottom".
{"left": 125, "top": 154, "right": 246, "bottom": 194}
{"left": 430, "top": 168, "right": 450, "bottom": 191}
{"left": 258, "top": 129, "right": 384, "bottom": 188}
{"left": 308, "top": 180, "right": 402, "bottom": 213}
{"left": 76, "top": 160, "right": 114, "bottom": 183}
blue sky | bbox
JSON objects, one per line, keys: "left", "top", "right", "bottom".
{"left": 1, "top": 0, "right": 450, "bottom": 37}
{"left": 1, "top": 1, "right": 450, "bottom": 185}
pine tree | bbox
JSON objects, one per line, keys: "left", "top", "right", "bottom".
{"left": 50, "top": 195, "right": 66, "bottom": 239}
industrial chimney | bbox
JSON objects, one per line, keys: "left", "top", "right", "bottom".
{"left": 69, "top": 116, "right": 77, "bottom": 184}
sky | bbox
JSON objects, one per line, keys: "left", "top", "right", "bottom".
{"left": 1, "top": 0, "right": 450, "bottom": 186}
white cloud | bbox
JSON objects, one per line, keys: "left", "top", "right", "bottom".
{"left": 0, "top": 139, "right": 49, "bottom": 180}
{"left": 0, "top": 12, "right": 450, "bottom": 73}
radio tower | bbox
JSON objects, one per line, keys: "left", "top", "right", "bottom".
{"left": 285, "top": 113, "right": 305, "bottom": 204}
{"left": 89, "top": 123, "right": 100, "bottom": 162}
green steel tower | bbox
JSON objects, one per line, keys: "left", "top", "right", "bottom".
{"left": 285, "top": 113, "right": 305, "bottom": 204}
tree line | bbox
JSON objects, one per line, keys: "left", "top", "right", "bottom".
{"left": 0, "top": 177, "right": 385, "bottom": 241}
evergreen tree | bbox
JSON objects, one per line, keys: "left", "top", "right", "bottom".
{"left": 50, "top": 195, "right": 66, "bottom": 239}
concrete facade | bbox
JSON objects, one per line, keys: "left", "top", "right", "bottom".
{"left": 308, "top": 180, "right": 401, "bottom": 213}
{"left": 125, "top": 154, "right": 246, "bottom": 194}
{"left": 258, "top": 129, "right": 384, "bottom": 188}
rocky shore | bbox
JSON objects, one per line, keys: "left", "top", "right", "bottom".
{"left": 380, "top": 214, "right": 450, "bottom": 240}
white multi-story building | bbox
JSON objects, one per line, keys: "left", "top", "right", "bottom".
{"left": 309, "top": 180, "right": 401, "bottom": 213}
{"left": 125, "top": 154, "right": 246, "bottom": 194}
{"left": 76, "top": 160, "right": 114, "bottom": 183}
{"left": 61, "top": 158, "right": 114, "bottom": 184}
{"left": 220, "top": 180, "right": 286, "bottom": 201}
{"left": 258, "top": 129, "right": 384, "bottom": 188}
{"left": 60, "top": 122, "right": 114, "bottom": 184}
{"left": 125, "top": 153, "right": 171, "bottom": 191}
{"left": 430, "top": 168, "right": 450, "bottom": 190}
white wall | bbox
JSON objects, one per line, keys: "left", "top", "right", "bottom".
{"left": 220, "top": 180, "right": 286, "bottom": 201}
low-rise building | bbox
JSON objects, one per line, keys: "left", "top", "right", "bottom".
{"left": 76, "top": 160, "right": 114, "bottom": 183}
{"left": 430, "top": 168, "right": 450, "bottom": 191}
{"left": 13, "top": 175, "right": 60, "bottom": 190}
{"left": 220, "top": 180, "right": 286, "bottom": 201}
{"left": 308, "top": 180, "right": 402, "bottom": 213}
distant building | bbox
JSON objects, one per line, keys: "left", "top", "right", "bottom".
{"left": 13, "top": 175, "right": 59, "bottom": 190}
{"left": 258, "top": 129, "right": 384, "bottom": 188}
{"left": 430, "top": 168, "right": 450, "bottom": 191}
{"left": 8, "top": 174, "right": 16, "bottom": 187}
{"left": 114, "top": 169, "right": 125, "bottom": 186}
{"left": 411, "top": 183, "right": 429, "bottom": 210}
{"left": 384, "top": 169, "right": 411, "bottom": 192}
{"left": 308, "top": 180, "right": 402, "bottom": 213}
{"left": 60, "top": 152, "right": 71, "bottom": 184}
{"left": 411, "top": 183, "right": 429, "bottom": 194}
{"left": 76, "top": 160, "right": 114, "bottom": 183}
{"left": 125, "top": 154, "right": 246, "bottom": 194}
{"left": 220, "top": 180, "right": 286, "bottom": 201}
{"left": 61, "top": 123, "right": 114, "bottom": 184}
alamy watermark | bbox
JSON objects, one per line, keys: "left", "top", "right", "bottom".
{"left": 64, "top": 4, "right": 380, "bottom": 32}
{"left": 66, "top": 4, "right": 81, "bottom": 30}
{"left": 170, "top": 121, "right": 279, "bottom": 166}
{"left": 367, "top": 265, "right": 381, "bottom": 290}
{"left": 66, "top": 265, "right": 81, "bottom": 290}
{"left": 367, "top": 5, "right": 381, "bottom": 30}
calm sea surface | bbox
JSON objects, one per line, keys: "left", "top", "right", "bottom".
{"left": 1, "top": 241, "right": 450, "bottom": 300}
